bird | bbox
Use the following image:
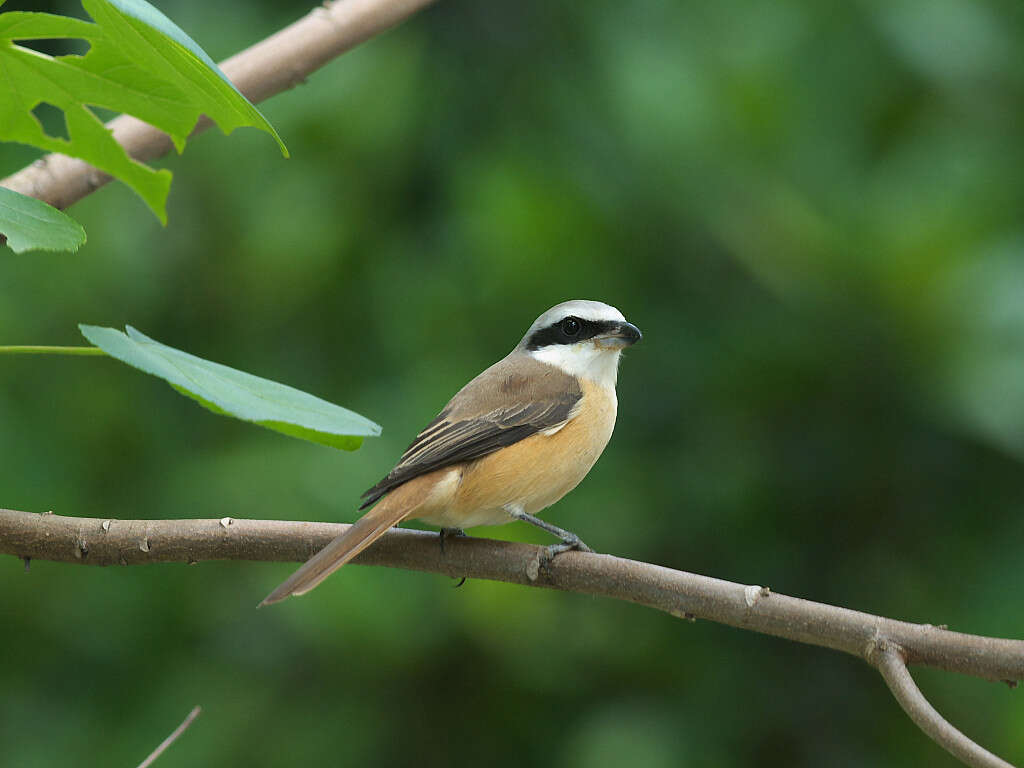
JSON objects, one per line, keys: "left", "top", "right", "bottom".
{"left": 260, "top": 299, "right": 641, "bottom": 606}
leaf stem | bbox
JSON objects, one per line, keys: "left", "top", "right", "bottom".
{"left": 0, "top": 345, "right": 106, "bottom": 356}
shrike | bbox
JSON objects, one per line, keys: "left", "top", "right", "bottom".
{"left": 261, "top": 299, "right": 641, "bottom": 605}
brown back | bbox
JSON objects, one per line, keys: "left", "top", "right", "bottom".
{"left": 360, "top": 354, "right": 581, "bottom": 508}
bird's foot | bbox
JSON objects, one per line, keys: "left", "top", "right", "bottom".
{"left": 505, "top": 507, "right": 594, "bottom": 581}
{"left": 526, "top": 530, "right": 594, "bottom": 582}
{"left": 544, "top": 534, "right": 593, "bottom": 559}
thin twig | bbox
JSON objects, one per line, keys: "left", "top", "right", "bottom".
{"left": 874, "top": 645, "right": 1014, "bottom": 768}
{"left": 135, "top": 705, "right": 202, "bottom": 768}
{"left": 0, "top": 0, "right": 437, "bottom": 210}
{"left": 2, "top": 508, "right": 1021, "bottom": 767}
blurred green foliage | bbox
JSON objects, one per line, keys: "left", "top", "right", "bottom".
{"left": 2, "top": 0, "right": 1024, "bottom": 766}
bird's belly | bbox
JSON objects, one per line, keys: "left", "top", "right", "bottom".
{"left": 415, "top": 382, "right": 617, "bottom": 529}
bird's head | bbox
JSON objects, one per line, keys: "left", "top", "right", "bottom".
{"left": 517, "top": 299, "right": 641, "bottom": 387}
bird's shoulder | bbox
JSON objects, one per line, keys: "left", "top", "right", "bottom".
{"left": 443, "top": 353, "right": 582, "bottom": 421}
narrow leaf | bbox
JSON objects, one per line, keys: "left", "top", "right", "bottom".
{"left": 0, "top": 187, "right": 86, "bottom": 253}
{"left": 79, "top": 325, "right": 380, "bottom": 450}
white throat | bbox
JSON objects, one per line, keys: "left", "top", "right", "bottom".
{"left": 529, "top": 343, "right": 623, "bottom": 390}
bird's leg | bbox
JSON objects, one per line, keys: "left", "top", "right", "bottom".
{"left": 438, "top": 527, "right": 466, "bottom": 555}
{"left": 506, "top": 507, "right": 593, "bottom": 557}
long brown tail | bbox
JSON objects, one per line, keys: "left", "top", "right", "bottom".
{"left": 259, "top": 493, "right": 411, "bottom": 606}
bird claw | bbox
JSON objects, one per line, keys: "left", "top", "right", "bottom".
{"left": 547, "top": 532, "right": 592, "bottom": 557}
{"left": 527, "top": 536, "right": 592, "bottom": 582}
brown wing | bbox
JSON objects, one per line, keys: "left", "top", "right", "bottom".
{"left": 359, "top": 355, "right": 581, "bottom": 509}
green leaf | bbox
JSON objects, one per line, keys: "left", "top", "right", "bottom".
{"left": 0, "top": 0, "right": 287, "bottom": 223}
{"left": 0, "top": 186, "right": 86, "bottom": 253}
{"left": 79, "top": 324, "right": 381, "bottom": 451}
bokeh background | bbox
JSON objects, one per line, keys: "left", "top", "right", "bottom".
{"left": 3, "top": 0, "right": 1024, "bottom": 765}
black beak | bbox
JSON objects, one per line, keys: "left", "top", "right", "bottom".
{"left": 596, "top": 321, "right": 642, "bottom": 349}
{"left": 618, "top": 321, "right": 642, "bottom": 346}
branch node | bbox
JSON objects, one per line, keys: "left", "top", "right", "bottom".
{"left": 526, "top": 552, "right": 542, "bottom": 582}
{"left": 220, "top": 517, "right": 233, "bottom": 528}
{"left": 139, "top": 537, "right": 151, "bottom": 553}
{"left": 102, "top": 519, "right": 112, "bottom": 532}
{"left": 863, "top": 630, "right": 905, "bottom": 667}
{"left": 743, "top": 584, "right": 769, "bottom": 608}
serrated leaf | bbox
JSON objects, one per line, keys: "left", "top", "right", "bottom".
{"left": 0, "top": 186, "right": 86, "bottom": 253}
{"left": 79, "top": 324, "right": 381, "bottom": 451}
{"left": 0, "top": 0, "right": 287, "bottom": 223}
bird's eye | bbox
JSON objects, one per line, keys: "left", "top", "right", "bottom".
{"left": 561, "top": 317, "right": 581, "bottom": 337}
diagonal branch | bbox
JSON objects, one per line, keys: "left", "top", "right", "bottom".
{"left": 874, "top": 644, "right": 1015, "bottom": 768}
{"left": 0, "top": 0, "right": 438, "bottom": 210}
{"left": 135, "top": 705, "right": 202, "bottom": 768}
{"left": 1, "top": 507, "right": 1020, "bottom": 767}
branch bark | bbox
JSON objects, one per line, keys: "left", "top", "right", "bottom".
{"left": 1, "top": 508, "right": 1020, "bottom": 767}
{"left": 0, "top": 0, "right": 437, "bottom": 209}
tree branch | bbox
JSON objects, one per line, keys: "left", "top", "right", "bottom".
{"left": 2, "top": 508, "right": 1020, "bottom": 766}
{"left": 0, "top": 0, "right": 437, "bottom": 210}
{"left": 135, "top": 705, "right": 202, "bottom": 768}
{"left": 874, "top": 645, "right": 1014, "bottom": 768}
